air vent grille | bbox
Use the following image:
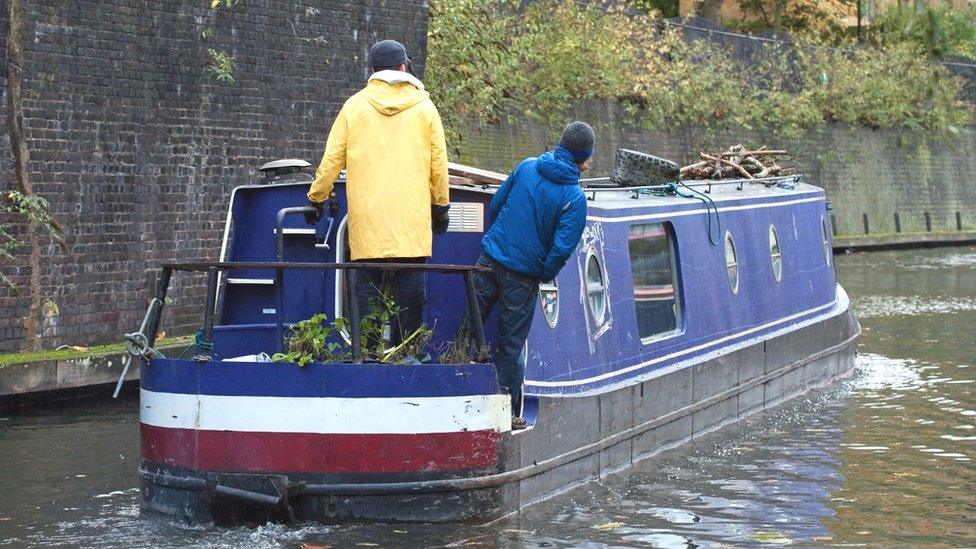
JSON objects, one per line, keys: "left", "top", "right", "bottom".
{"left": 448, "top": 202, "right": 484, "bottom": 233}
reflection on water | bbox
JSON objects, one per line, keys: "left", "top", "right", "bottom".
{"left": 0, "top": 247, "right": 974, "bottom": 547}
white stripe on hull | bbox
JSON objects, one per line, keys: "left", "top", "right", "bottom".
{"left": 140, "top": 389, "right": 512, "bottom": 434}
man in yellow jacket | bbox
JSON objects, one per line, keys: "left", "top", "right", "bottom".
{"left": 306, "top": 39, "right": 450, "bottom": 344}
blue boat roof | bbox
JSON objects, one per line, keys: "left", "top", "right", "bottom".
{"left": 452, "top": 175, "right": 824, "bottom": 215}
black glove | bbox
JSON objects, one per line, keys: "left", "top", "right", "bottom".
{"left": 305, "top": 200, "right": 324, "bottom": 225}
{"left": 432, "top": 204, "right": 451, "bottom": 235}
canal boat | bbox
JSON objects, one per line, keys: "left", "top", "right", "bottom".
{"left": 127, "top": 157, "right": 860, "bottom": 525}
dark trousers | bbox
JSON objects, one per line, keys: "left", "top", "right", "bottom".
{"left": 355, "top": 257, "right": 427, "bottom": 345}
{"left": 462, "top": 252, "right": 539, "bottom": 416}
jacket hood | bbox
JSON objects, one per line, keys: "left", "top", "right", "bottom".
{"left": 535, "top": 146, "right": 581, "bottom": 185}
{"left": 364, "top": 70, "right": 429, "bottom": 115}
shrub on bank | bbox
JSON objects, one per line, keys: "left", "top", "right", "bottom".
{"left": 869, "top": 5, "right": 976, "bottom": 60}
{"left": 426, "top": 0, "right": 972, "bottom": 149}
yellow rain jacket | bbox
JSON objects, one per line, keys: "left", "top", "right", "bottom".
{"left": 308, "top": 70, "right": 450, "bottom": 260}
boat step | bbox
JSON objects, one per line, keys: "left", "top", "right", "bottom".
{"left": 273, "top": 228, "right": 317, "bottom": 235}
{"left": 226, "top": 278, "right": 275, "bottom": 285}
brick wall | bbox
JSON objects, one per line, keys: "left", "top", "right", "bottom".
{"left": 0, "top": 0, "right": 429, "bottom": 352}
{"left": 457, "top": 102, "right": 976, "bottom": 240}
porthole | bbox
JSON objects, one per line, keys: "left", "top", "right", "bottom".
{"left": 769, "top": 224, "right": 782, "bottom": 282}
{"left": 724, "top": 231, "right": 739, "bottom": 295}
{"left": 585, "top": 253, "right": 607, "bottom": 327}
{"left": 821, "top": 214, "right": 831, "bottom": 265}
{"left": 539, "top": 278, "right": 559, "bottom": 328}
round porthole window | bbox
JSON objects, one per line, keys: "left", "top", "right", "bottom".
{"left": 585, "top": 253, "right": 607, "bottom": 326}
{"left": 769, "top": 225, "right": 782, "bottom": 282}
{"left": 539, "top": 278, "right": 559, "bottom": 328}
{"left": 724, "top": 231, "right": 739, "bottom": 295}
{"left": 821, "top": 214, "right": 831, "bottom": 266}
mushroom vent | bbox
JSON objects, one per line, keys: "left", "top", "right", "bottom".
{"left": 258, "top": 159, "right": 313, "bottom": 185}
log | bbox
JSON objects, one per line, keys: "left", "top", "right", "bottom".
{"left": 447, "top": 162, "right": 507, "bottom": 185}
{"left": 743, "top": 157, "right": 770, "bottom": 178}
{"left": 699, "top": 152, "right": 753, "bottom": 179}
{"left": 717, "top": 149, "right": 787, "bottom": 158}
{"left": 678, "top": 160, "right": 709, "bottom": 175}
{"left": 448, "top": 175, "right": 477, "bottom": 186}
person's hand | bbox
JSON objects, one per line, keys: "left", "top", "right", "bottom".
{"left": 305, "top": 200, "right": 324, "bottom": 224}
{"left": 432, "top": 204, "right": 451, "bottom": 235}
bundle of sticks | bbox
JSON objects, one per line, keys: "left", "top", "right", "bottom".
{"left": 679, "top": 145, "right": 798, "bottom": 180}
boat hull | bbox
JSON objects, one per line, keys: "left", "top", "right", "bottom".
{"left": 139, "top": 287, "right": 859, "bottom": 524}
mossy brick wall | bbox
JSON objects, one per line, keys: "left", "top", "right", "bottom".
{"left": 0, "top": 1, "right": 428, "bottom": 352}
{"left": 457, "top": 102, "right": 976, "bottom": 239}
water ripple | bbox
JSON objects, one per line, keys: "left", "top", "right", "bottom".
{"left": 853, "top": 295, "right": 976, "bottom": 318}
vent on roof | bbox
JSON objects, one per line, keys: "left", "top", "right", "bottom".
{"left": 257, "top": 158, "right": 313, "bottom": 185}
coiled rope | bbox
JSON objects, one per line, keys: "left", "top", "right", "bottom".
{"left": 640, "top": 181, "right": 722, "bottom": 246}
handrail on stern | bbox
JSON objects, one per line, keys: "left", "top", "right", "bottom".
{"left": 150, "top": 260, "right": 491, "bottom": 364}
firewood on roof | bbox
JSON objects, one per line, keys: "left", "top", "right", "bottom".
{"left": 679, "top": 145, "right": 797, "bottom": 180}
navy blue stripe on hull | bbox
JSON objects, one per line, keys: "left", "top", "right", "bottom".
{"left": 142, "top": 360, "right": 502, "bottom": 398}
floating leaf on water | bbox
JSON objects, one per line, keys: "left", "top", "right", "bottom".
{"left": 592, "top": 521, "right": 624, "bottom": 530}
{"left": 751, "top": 530, "right": 791, "bottom": 544}
{"left": 393, "top": 529, "right": 407, "bottom": 534}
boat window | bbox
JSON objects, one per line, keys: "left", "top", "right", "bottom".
{"left": 585, "top": 253, "right": 607, "bottom": 327}
{"left": 821, "top": 214, "right": 831, "bottom": 266}
{"left": 725, "top": 231, "right": 739, "bottom": 294}
{"left": 628, "top": 223, "right": 681, "bottom": 341}
{"left": 539, "top": 278, "right": 559, "bottom": 328}
{"left": 769, "top": 224, "right": 782, "bottom": 282}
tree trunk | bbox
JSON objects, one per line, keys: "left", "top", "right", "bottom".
{"left": 773, "top": 0, "right": 786, "bottom": 29}
{"left": 695, "top": 0, "right": 724, "bottom": 23}
{"left": 6, "top": 0, "right": 42, "bottom": 351}
{"left": 7, "top": 1, "right": 29, "bottom": 197}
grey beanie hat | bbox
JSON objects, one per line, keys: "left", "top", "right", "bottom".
{"left": 370, "top": 39, "right": 409, "bottom": 70}
{"left": 558, "top": 121, "right": 595, "bottom": 161}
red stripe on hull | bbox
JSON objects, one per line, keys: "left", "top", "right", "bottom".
{"left": 141, "top": 424, "right": 501, "bottom": 474}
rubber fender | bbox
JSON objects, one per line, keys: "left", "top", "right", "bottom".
{"left": 610, "top": 148, "right": 680, "bottom": 187}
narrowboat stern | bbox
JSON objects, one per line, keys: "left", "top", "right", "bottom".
{"left": 126, "top": 162, "right": 859, "bottom": 525}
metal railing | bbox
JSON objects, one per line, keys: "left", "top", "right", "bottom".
{"left": 162, "top": 261, "right": 490, "bottom": 363}
{"left": 111, "top": 204, "right": 491, "bottom": 398}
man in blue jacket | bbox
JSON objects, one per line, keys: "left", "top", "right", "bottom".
{"left": 465, "top": 121, "right": 592, "bottom": 425}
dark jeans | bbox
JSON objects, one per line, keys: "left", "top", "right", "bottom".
{"left": 462, "top": 252, "right": 539, "bottom": 416}
{"left": 355, "top": 257, "right": 427, "bottom": 346}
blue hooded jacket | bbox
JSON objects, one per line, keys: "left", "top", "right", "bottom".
{"left": 482, "top": 147, "right": 588, "bottom": 280}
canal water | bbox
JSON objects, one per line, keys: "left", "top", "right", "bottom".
{"left": 1, "top": 246, "right": 974, "bottom": 548}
